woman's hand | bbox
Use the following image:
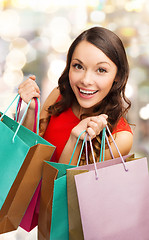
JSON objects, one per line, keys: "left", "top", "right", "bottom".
{"left": 59, "top": 114, "right": 108, "bottom": 165}
{"left": 71, "top": 114, "right": 108, "bottom": 140}
{"left": 18, "top": 75, "right": 40, "bottom": 110}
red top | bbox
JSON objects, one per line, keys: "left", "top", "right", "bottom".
{"left": 44, "top": 107, "right": 132, "bottom": 163}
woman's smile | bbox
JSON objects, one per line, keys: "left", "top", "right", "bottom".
{"left": 78, "top": 87, "right": 98, "bottom": 98}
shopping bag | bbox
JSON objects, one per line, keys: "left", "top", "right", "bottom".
{"left": 38, "top": 161, "right": 75, "bottom": 240}
{"left": 19, "top": 179, "right": 41, "bottom": 232}
{"left": 38, "top": 131, "right": 86, "bottom": 240}
{"left": 0, "top": 95, "right": 55, "bottom": 233}
{"left": 38, "top": 161, "right": 59, "bottom": 240}
{"left": 19, "top": 98, "right": 41, "bottom": 232}
{"left": 66, "top": 155, "right": 133, "bottom": 240}
{"left": 66, "top": 131, "right": 134, "bottom": 240}
{"left": 75, "top": 127, "right": 149, "bottom": 240}
{"left": 66, "top": 169, "right": 88, "bottom": 240}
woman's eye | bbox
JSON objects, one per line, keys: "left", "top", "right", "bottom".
{"left": 72, "top": 63, "right": 83, "bottom": 70}
{"left": 97, "top": 68, "right": 107, "bottom": 73}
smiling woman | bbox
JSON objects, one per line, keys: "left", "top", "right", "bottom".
{"left": 18, "top": 26, "right": 133, "bottom": 165}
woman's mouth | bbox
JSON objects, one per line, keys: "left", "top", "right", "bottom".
{"left": 78, "top": 87, "right": 98, "bottom": 95}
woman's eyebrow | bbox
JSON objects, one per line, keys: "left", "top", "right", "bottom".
{"left": 71, "top": 58, "right": 83, "bottom": 64}
{"left": 96, "top": 61, "right": 111, "bottom": 66}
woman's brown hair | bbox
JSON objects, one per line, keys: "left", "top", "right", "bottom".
{"left": 41, "top": 27, "right": 131, "bottom": 164}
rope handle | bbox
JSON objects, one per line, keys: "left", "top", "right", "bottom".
{"left": 0, "top": 94, "right": 19, "bottom": 121}
{"left": 0, "top": 94, "right": 40, "bottom": 142}
{"left": 14, "top": 96, "right": 39, "bottom": 134}
{"left": 99, "top": 126, "right": 128, "bottom": 171}
{"left": 85, "top": 128, "right": 114, "bottom": 164}
{"left": 69, "top": 126, "right": 128, "bottom": 177}
{"left": 88, "top": 135, "right": 99, "bottom": 179}
{"left": 14, "top": 97, "right": 22, "bottom": 122}
{"left": 88, "top": 126, "right": 128, "bottom": 180}
{"left": 69, "top": 130, "right": 86, "bottom": 166}
{"left": 99, "top": 128, "right": 115, "bottom": 162}
{"left": 12, "top": 97, "right": 40, "bottom": 141}
{"left": 33, "top": 98, "right": 39, "bottom": 134}
{"left": 106, "top": 125, "right": 128, "bottom": 171}
{"left": 99, "top": 127, "right": 106, "bottom": 162}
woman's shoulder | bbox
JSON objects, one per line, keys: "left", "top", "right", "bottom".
{"left": 40, "top": 87, "right": 60, "bottom": 118}
{"left": 46, "top": 87, "right": 60, "bottom": 104}
{"left": 110, "top": 117, "right": 133, "bottom": 156}
{"left": 43, "top": 87, "right": 60, "bottom": 107}
{"left": 112, "top": 117, "right": 133, "bottom": 134}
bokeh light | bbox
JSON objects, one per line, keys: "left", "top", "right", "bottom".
{"left": 139, "top": 104, "right": 149, "bottom": 120}
{"left": 6, "top": 49, "right": 26, "bottom": 70}
{"left": 0, "top": 9, "right": 20, "bottom": 41}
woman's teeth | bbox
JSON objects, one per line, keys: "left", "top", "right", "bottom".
{"left": 79, "top": 88, "right": 98, "bottom": 95}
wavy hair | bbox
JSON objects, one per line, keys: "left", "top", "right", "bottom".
{"left": 42, "top": 27, "right": 131, "bottom": 164}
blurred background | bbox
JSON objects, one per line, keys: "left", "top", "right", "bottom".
{"left": 0, "top": 0, "right": 149, "bottom": 239}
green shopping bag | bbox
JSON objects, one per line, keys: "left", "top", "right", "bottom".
{"left": 0, "top": 94, "right": 55, "bottom": 210}
{"left": 50, "top": 131, "right": 86, "bottom": 240}
{"left": 38, "top": 131, "right": 86, "bottom": 240}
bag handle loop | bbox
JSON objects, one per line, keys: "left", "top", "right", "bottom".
{"left": 0, "top": 94, "right": 19, "bottom": 121}
{"left": 12, "top": 99, "right": 32, "bottom": 142}
{"left": 106, "top": 125, "right": 128, "bottom": 171}
{"left": 15, "top": 96, "right": 40, "bottom": 135}
{"left": 14, "top": 96, "right": 22, "bottom": 122}
{"left": 12, "top": 97, "right": 40, "bottom": 142}
{"left": 88, "top": 135, "right": 99, "bottom": 179}
{"left": 87, "top": 126, "right": 128, "bottom": 180}
{"left": 85, "top": 129, "right": 114, "bottom": 164}
{"left": 0, "top": 94, "right": 40, "bottom": 142}
{"left": 99, "top": 127, "right": 106, "bottom": 162}
{"left": 69, "top": 130, "right": 86, "bottom": 166}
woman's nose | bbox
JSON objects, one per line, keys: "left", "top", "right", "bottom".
{"left": 81, "top": 71, "right": 92, "bottom": 86}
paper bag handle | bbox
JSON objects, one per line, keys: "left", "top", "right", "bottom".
{"left": 88, "top": 135, "right": 99, "bottom": 179}
{"left": 14, "top": 96, "right": 22, "bottom": 122}
{"left": 0, "top": 94, "right": 40, "bottom": 142}
{"left": 91, "top": 126, "right": 128, "bottom": 179}
{"left": 15, "top": 96, "right": 39, "bottom": 134}
{"left": 85, "top": 127, "right": 115, "bottom": 166}
{"left": 106, "top": 125, "right": 128, "bottom": 171}
{"left": 0, "top": 94, "right": 19, "bottom": 120}
{"left": 12, "top": 97, "right": 40, "bottom": 142}
{"left": 69, "top": 130, "right": 87, "bottom": 166}
{"left": 69, "top": 127, "right": 114, "bottom": 167}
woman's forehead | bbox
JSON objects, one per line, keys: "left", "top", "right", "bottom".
{"left": 71, "top": 40, "right": 116, "bottom": 68}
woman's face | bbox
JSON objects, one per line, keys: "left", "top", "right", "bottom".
{"left": 69, "top": 40, "right": 117, "bottom": 111}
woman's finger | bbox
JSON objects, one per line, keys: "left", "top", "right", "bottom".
{"left": 86, "top": 127, "right": 96, "bottom": 139}
{"left": 29, "top": 75, "right": 36, "bottom": 80}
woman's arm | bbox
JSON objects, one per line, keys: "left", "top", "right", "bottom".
{"left": 18, "top": 75, "right": 40, "bottom": 131}
{"left": 18, "top": 75, "right": 59, "bottom": 134}
{"left": 59, "top": 126, "right": 133, "bottom": 165}
{"left": 104, "top": 131, "right": 133, "bottom": 160}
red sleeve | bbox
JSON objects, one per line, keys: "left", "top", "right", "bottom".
{"left": 112, "top": 117, "right": 133, "bottom": 135}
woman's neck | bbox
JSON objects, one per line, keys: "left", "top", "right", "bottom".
{"left": 71, "top": 100, "right": 94, "bottom": 119}
{"left": 71, "top": 102, "right": 83, "bottom": 119}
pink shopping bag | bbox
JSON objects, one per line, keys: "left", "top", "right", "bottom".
{"left": 19, "top": 180, "right": 41, "bottom": 232}
{"left": 67, "top": 154, "right": 133, "bottom": 240}
{"left": 75, "top": 128, "right": 149, "bottom": 240}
